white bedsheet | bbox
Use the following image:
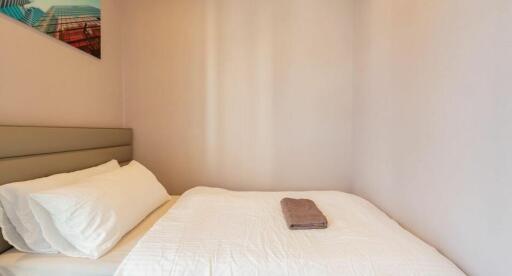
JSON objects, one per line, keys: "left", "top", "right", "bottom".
{"left": 0, "top": 196, "right": 180, "bottom": 276}
{"left": 115, "top": 187, "right": 465, "bottom": 276}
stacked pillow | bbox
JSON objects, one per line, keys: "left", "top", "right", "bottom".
{"left": 0, "top": 160, "right": 169, "bottom": 259}
{"left": 0, "top": 160, "right": 120, "bottom": 253}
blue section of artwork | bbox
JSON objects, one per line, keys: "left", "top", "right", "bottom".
{"left": 0, "top": 5, "right": 26, "bottom": 21}
{"left": 23, "top": 7, "right": 44, "bottom": 25}
{"left": 0, "top": 0, "right": 31, "bottom": 9}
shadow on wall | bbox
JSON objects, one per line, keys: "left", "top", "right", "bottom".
{"left": 122, "top": 0, "right": 354, "bottom": 194}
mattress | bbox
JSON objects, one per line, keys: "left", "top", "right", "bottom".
{"left": 0, "top": 196, "right": 180, "bottom": 276}
{"left": 116, "top": 187, "right": 465, "bottom": 276}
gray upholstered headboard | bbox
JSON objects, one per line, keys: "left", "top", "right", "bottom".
{"left": 0, "top": 125, "right": 133, "bottom": 253}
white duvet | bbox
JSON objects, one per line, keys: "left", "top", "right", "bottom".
{"left": 115, "top": 187, "right": 465, "bottom": 276}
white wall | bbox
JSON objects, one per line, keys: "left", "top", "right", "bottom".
{"left": 122, "top": 0, "right": 354, "bottom": 194}
{"left": 353, "top": 1, "right": 512, "bottom": 275}
{"left": 0, "top": 0, "right": 123, "bottom": 127}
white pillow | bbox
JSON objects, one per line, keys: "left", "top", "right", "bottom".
{"left": 29, "top": 161, "right": 169, "bottom": 259}
{"left": 0, "top": 160, "right": 120, "bottom": 253}
{"left": 0, "top": 207, "right": 31, "bottom": 252}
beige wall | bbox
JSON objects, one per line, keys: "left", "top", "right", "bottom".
{"left": 353, "top": 1, "right": 512, "bottom": 275}
{"left": 0, "top": 0, "right": 123, "bottom": 127}
{"left": 122, "top": 0, "right": 354, "bottom": 194}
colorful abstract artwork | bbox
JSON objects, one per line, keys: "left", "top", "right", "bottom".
{"left": 0, "top": 0, "right": 101, "bottom": 58}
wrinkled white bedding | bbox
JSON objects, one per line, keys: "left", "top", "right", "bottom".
{"left": 115, "top": 187, "right": 465, "bottom": 276}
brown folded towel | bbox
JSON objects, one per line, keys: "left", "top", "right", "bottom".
{"left": 280, "top": 198, "right": 328, "bottom": 230}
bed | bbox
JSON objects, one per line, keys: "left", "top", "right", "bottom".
{"left": 115, "top": 187, "right": 465, "bottom": 276}
{"left": 0, "top": 125, "right": 465, "bottom": 276}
